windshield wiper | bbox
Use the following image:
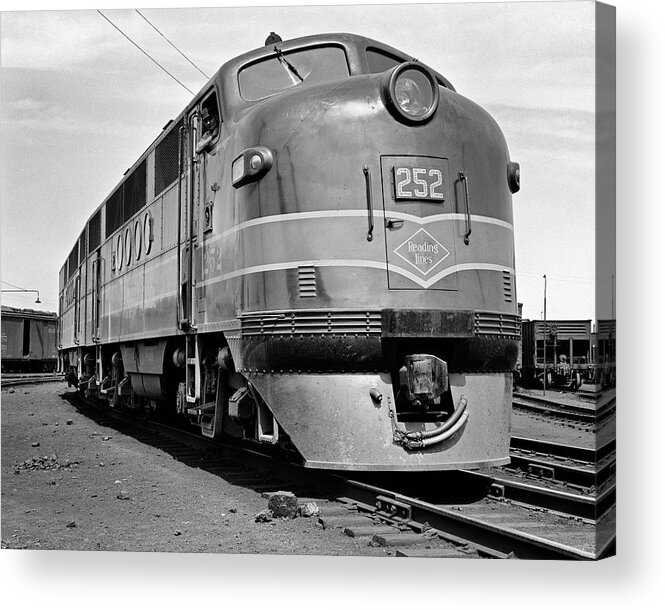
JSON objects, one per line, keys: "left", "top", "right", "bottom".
{"left": 273, "top": 46, "right": 304, "bottom": 83}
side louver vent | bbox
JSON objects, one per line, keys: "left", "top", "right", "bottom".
{"left": 503, "top": 270, "right": 513, "bottom": 303}
{"left": 298, "top": 265, "right": 317, "bottom": 298}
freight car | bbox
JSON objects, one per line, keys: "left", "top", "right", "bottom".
{"left": 520, "top": 319, "right": 594, "bottom": 389}
{"left": 591, "top": 319, "right": 616, "bottom": 388}
{"left": 58, "top": 32, "right": 520, "bottom": 470}
{"left": 1, "top": 306, "right": 57, "bottom": 373}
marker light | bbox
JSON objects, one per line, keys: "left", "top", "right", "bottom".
{"left": 232, "top": 146, "right": 274, "bottom": 188}
{"left": 383, "top": 62, "right": 439, "bottom": 124}
{"left": 507, "top": 161, "right": 520, "bottom": 193}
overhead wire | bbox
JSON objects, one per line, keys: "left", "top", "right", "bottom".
{"left": 97, "top": 10, "right": 195, "bottom": 96}
{"left": 135, "top": 9, "right": 209, "bottom": 80}
{"left": 1, "top": 280, "right": 34, "bottom": 291}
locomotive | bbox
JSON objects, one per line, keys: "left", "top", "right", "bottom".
{"left": 58, "top": 33, "right": 520, "bottom": 470}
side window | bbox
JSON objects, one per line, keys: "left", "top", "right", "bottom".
{"left": 196, "top": 90, "right": 221, "bottom": 154}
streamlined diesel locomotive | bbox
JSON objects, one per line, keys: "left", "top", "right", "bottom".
{"left": 58, "top": 33, "right": 521, "bottom": 470}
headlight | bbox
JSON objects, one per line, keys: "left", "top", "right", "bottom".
{"left": 383, "top": 62, "right": 439, "bottom": 124}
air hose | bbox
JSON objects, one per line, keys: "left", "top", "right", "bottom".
{"left": 395, "top": 395, "right": 469, "bottom": 449}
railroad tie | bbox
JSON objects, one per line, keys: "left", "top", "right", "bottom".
{"left": 319, "top": 514, "right": 373, "bottom": 529}
{"left": 396, "top": 548, "right": 475, "bottom": 558}
{"left": 371, "top": 533, "right": 428, "bottom": 547}
{"left": 343, "top": 525, "right": 399, "bottom": 538}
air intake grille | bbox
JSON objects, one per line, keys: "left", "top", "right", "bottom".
{"left": 240, "top": 311, "right": 382, "bottom": 336}
{"left": 474, "top": 312, "right": 521, "bottom": 338}
{"left": 502, "top": 270, "right": 513, "bottom": 302}
{"left": 155, "top": 119, "right": 184, "bottom": 196}
{"left": 297, "top": 265, "right": 317, "bottom": 298}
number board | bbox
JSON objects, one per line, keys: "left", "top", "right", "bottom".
{"left": 392, "top": 162, "right": 446, "bottom": 202}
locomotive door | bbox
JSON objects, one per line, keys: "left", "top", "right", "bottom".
{"left": 91, "top": 249, "right": 101, "bottom": 341}
{"left": 179, "top": 110, "right": 199, "bottom": 331}
{"left": 193, "top": 89, "right": 221, "bottom": 325}
{"left": 180, "top": 89, "right": 220, "bottom": 330}
{"left": 73, "top": 272, "right": 82, "bottom": 344}
{"left": 380, "top": 156, "right": 459, "bottom": 291}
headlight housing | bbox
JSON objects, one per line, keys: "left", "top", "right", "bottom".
{"left": 382, "top": 62, "right": 439, "bottom": 124}
{"left": 507, "top": 161, "right": 520, "bottom": 193}
{"left": 232, "top": 146, "right": 274, "bottom": 188}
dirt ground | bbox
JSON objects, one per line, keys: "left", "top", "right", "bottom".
{"left": 1, "top": 382, "right": 387, "bottom": 556}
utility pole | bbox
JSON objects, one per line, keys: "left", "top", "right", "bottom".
{"left": 543, "top": 274, "right": 547, "bottom": 396}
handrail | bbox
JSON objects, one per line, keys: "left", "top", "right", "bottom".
{"left": 459, "top": 171, "right": 471, "bottom": 245}
{"left": 363, "top": 165, "right": 374, "bottom": 242}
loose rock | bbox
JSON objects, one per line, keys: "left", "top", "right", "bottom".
{"left": 31, "top": 442, "right": 40, "bottom": 447}
{"left": 268, "top": 491, "right": 299, "bottom": 518}
{"left": 116, "top": 490, "right": 131, "bottom": 500}
{"left": 254, "top": 509, "right": 273, "bottom": 523}
{"left": 298, "top": 502, "right": 320, "bottom": 518}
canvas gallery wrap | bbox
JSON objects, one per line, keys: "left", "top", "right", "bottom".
{"left": 1, "top": 1, "right": 615, "bottom": 561}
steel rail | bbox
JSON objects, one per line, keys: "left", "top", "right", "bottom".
{"left": 508, "top": 437, "right": 616, "bottom": 488}
{"left": 336, "top": 478, "right": 603, "bottom": 560}
{"left": 461, "top": 470, "right": 616, "bottom": 521}
{"left": 2, "top": 376, "right": 64, "bottom": 388}
{"left": 512, "top": 393, "right": 615, "bottom": 424}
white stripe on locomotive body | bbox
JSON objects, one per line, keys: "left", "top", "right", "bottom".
{"left": 201, "top": 209, "right": 513, "bottom": 290}
{"left": 200, "top": 260, "right": 514, "bottom": 291}
{"left": 96, "top": 211, "right": 512, "bottom": 319}
{"left": 219, "top": 210, "right": 513, "bottom": 241}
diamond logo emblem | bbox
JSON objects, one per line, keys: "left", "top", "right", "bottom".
{"left": 393, "top": 228, "right": 450, "bottom": 276}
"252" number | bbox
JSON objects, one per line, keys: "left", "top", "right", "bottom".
{"left": 394, "top": 167, "right": 445, "bottom": 201}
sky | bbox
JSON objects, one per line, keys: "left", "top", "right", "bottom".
{"left": 2, "top": 1, "right": 603, "bottom": 321}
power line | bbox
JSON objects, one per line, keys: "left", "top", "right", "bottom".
{"left": 2, "top": 280, "right": 29, "bottom": 291}
{"left": 135, "top": 9, "right": 209, "bottom": 80}
{"left": 97, "top": 10, "right": 195, "bottom": 96}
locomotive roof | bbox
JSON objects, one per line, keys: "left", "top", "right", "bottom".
{"left": 213, "top": 32, "right": 454, "bottom": 116}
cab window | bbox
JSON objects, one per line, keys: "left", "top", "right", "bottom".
{"left": 196, "top": 90, "right": 220, "bottom": 154}
{"left": 238, "top": 45, "right": 350, "bottom": 102}
{"left": 366, "top": 48, "right": 406, "bottom": 73}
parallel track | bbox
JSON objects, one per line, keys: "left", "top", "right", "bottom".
{"left": 1, "top": 374, "right": 64, "bottom": 387}
{"left": 512, "top": 392, "right": 615, "bottom": 423}
{"left": 508, "top": 436, "right": 616, "bottom": 489}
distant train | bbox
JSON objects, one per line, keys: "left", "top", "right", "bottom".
{"left": 58, "top": 32, "right": 520, "bottom": 470}
{"left": 1, "top": 306, "right": 58, "bottom": 373}
{"left": 519, "top": 319, "right": 615, "bottom": 389}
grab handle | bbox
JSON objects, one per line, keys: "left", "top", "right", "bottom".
{"left": 459, "top": 171, "right": 471, "bottom": 245}
{"left": 363, "top": 165, "right": 374, "bottom": 242}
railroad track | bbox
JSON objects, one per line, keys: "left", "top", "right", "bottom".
{"left": 1, "top": 374, "right": 64, "bottom": 387}
{"left": 507, "top": 436, "right": 615, "bottom": 490}
{"left": 62, "top": 391, "right": 615, "bottom": 560}
{"left": 512, "top": 392, "right": 615, "bottom": 424}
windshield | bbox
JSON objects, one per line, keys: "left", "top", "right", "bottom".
{"left": 238, "top": 45, "right": 350, "bottom": 102}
